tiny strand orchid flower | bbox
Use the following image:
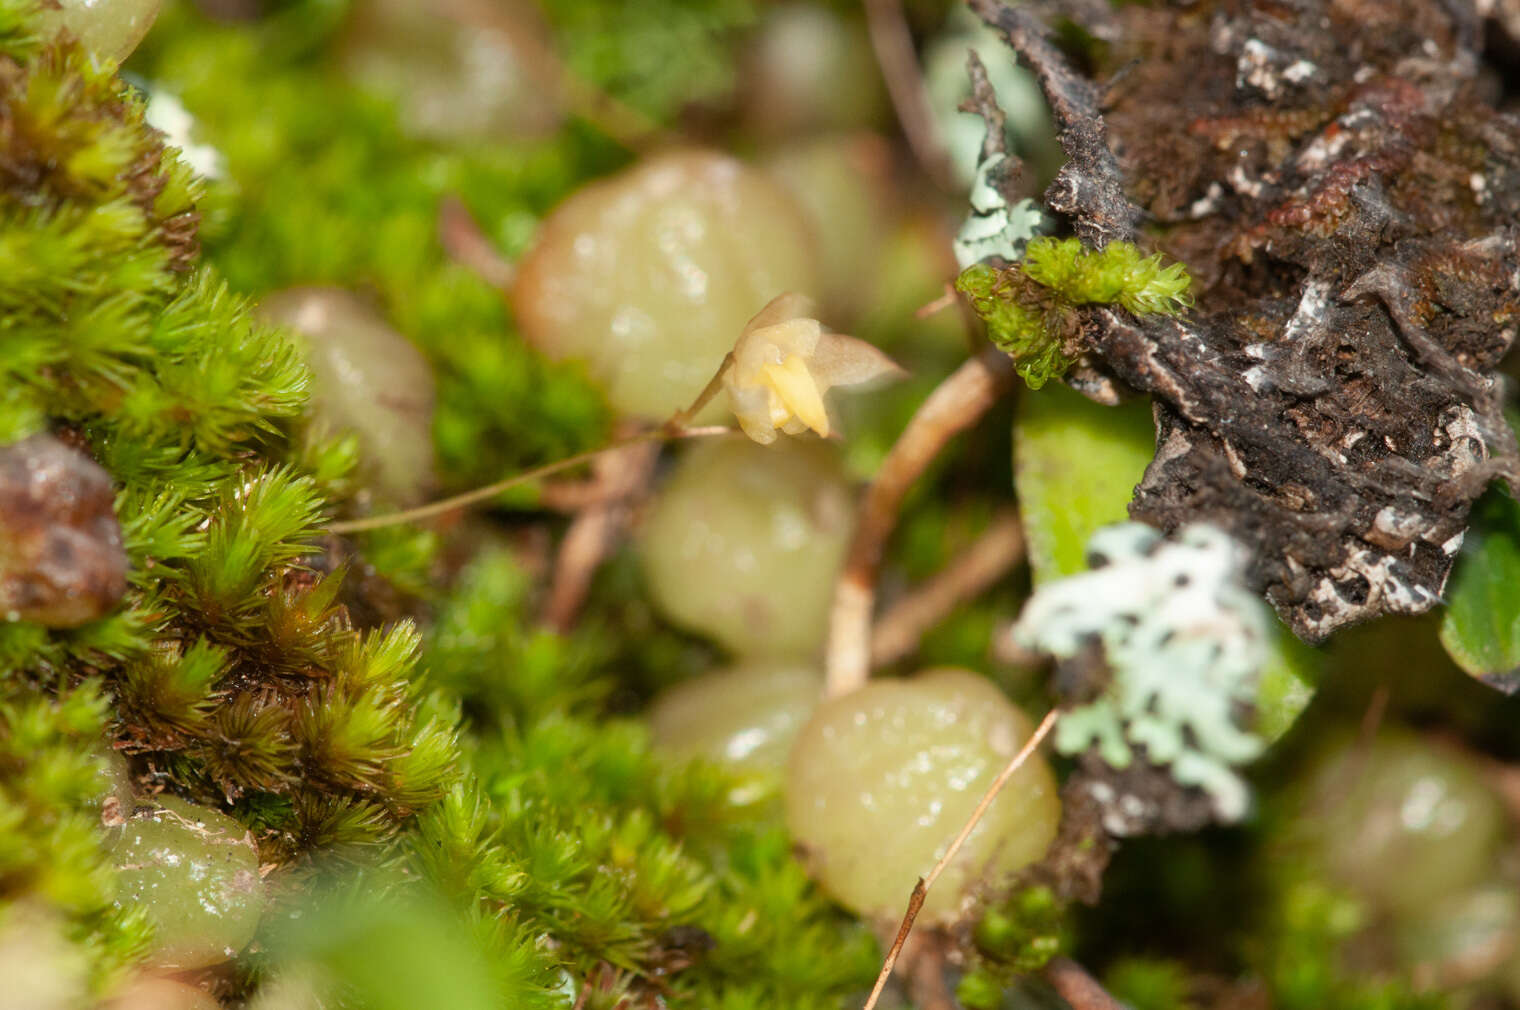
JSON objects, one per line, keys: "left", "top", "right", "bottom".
{"left": 724, "top": 293, "right": 904, "bottom": 444}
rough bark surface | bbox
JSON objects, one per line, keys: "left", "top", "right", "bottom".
{"left": 976, "top": 0, "right": 1520, "bottom": 642}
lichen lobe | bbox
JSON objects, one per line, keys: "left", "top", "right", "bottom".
{"left": 980, "top": 0, "right": 1520, "bottom": 642}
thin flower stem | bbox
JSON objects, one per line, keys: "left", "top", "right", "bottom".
{"left": 326, "top": 425, "right": 730, "bottom": 534}
{"left": 861, "top": 708, "right": 1061, "bottom": 1010}
{"left": 664, "top": 353, "right": 734, "bottom": 433}
{"left": 330, "top": 352, "right": 744, "bottom": 535}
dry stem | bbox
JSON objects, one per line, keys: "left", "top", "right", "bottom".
{"left": 825, "top": 348, "right": 1016, "bottom": 696}
{"left": 860, "top": 708, "right": 1060, "bottom": 1010}
{"left": 1043, "top": 956, "right": 1125, "bottom": 1010}
{"left": 326, "top": 426, "right": 729, "bottom": 534}
{"left": 870, "top": 509, "right": 1024, "bottom": 667}
{"left": 862, "top": 0, "right": 955, "bottom": 190}
{"left": 439, "top": 196, "right": 517, "bottom": 291}
{"left": 540, "top": 437, "right": 659, "bottom": 631}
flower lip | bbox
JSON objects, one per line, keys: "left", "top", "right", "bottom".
{"left": 724, "top": 293, "right": 904, "bottom": 444}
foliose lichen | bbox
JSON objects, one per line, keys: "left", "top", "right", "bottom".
{"left": 1014, "top": 522, "right": 1270, "bottom": 823}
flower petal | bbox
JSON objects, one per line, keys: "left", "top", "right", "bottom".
{"left": 763, "top": 354, "right": 830, "bottom": 437}
{"left": 727, "top": 382, "right": 780, "bottom": 444}
{"left": 809, "top": 332, "right": 906, "bottom": 389}
{"left": 742, "top": 292, "right": 819, "bottom": 335}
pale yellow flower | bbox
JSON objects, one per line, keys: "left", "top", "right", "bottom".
{"left": 724, "top": 293, "right": 903, "bottom": 444}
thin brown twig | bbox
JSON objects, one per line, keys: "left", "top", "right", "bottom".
{"left": 907, "top": 939, "right": 956, "bottom": 1010}
{"left": 862, "top": 0, "right": 955, "bottom": 190}
{"left": 825, "top": 347, "right": 1016, "bottom": 696}
{"left": 870, "top": 509, "right": 1025, "bottom": 667}
{"left": 540, "top": 437, "right": 658, "bottom": 631}
{"left": 861, "top": 708, "right": 1060, "bottom": 1010}
{"left": 1043, "top": 956, "right": 1126, "bottom": 1010}
{"left": 326, "top": 426, "right": 730, "bottom": 534}
{"left": 914, "top": 283, "right": 959, "bottom": 319}
{"left": 439, "top": 196, "right": 517, "bottom": 291}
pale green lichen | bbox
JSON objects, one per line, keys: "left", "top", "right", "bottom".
{"left": 955, "top": 236, "right": 1192, "bottom": 389}
{"left": 1013, "top": 523, "right": 1269, "bottom": 822}
{"left": 953, "top": 154, "right": 1048, "bottom": 268}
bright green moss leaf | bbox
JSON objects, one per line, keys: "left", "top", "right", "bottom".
{"left": 1014, "top": 384, "right": 1319, "bottom": 741}
{"left": 958, "top": 237, "right": 1191, "bottom": 389}
{"left": 1439, "top": 489, "right": 1520, "bottom": 692}
{"left": 1014, "top": 383, "right": 1154, "bottom": 585}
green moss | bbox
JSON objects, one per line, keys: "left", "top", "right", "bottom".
{"left": 973, "top": 884, "right": 1067, "bottom": 973}
{"left": 956, "top": 236, "right": 1192, "bottom": 389}
{"left": 1103, "top": 957, "right": 1190, "bottom": 1010}
{"left": 0, "top": 681, "right": 151, "bottom": 993}
{"left": 133, "top": 4, "right": 612, "bottom": 498}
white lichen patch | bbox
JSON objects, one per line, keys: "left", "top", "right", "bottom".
{"left": 953, "top": 153, "right": 1048, "bottom": 269}
{"left": 1014, "top": 523, "right": 1272, "bottom": 822}
{"left": 142, "top": 86, "right": 225, "bottom": 180}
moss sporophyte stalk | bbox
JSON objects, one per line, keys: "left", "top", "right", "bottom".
{"left": 955, "top": 236, "right": 1193, "bottom": 389}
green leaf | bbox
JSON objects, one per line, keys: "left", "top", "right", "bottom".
{"left": 1013, "top": 384, "right": 1319, "bottom": 741}
{"left": 1439, "top": 489, "right": 1520, "bottom": 692}
{"left": 1014, "top": 383, "right": 1154, "bottom": 586}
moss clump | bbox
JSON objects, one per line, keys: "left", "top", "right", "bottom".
{"left": 0, "top": 0, "right": 452, "bottom": 982}
{"left": 956, "top": 236, "right": 1191, "bottom": 389}
{"left": 973, "top": 885, "right": 1065, "bottom": 968}
{"left": 0, "top": 682, "right": 150, "bottom": 993}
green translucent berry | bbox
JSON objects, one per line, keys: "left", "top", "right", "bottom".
{"left": 340, "top": 0, "right": 562, "bottom": 141}
{"left": 34, "top": 0, "right": 162, "bottom": 67}
{"left": 109, "top": 796, "right": 266, "bottom": 970}
{"left": 786, "top": 669, "right": 1060, "bottom": 925}
{"left": 638, "top": 436, "right": 853, "bottom": 658}
{"left": 763, "top": 134, "right": 895, "bottom": 322}
{"left": 1395, "top": 881, "right": 1518, "bottom": 989}
{"left": 513, "top": 150, "right": 821, "bottom": 421}
{"left": 259, "top": 287, "right": 437, "bottom": 506}
{"left": 108, "top": 976, "right": 220, "bottom": 1010}
{"left": 1297, "top": 732, "right": 1506, "bottom": 916}
{"left": 740, "top": 3, "right": 886, "bottom": 138}
{"left": 649, "top": 660, "right": 822, "bottom": 803}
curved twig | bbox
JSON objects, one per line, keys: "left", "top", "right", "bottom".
{"left": 870, "top": 508, "right": 1024, "bottom": 668}
{"left": 862, "top": 0, "right": 955, "bottom": 190}
{"left": 825, "top": 348, "right": 1016, "bottom": 696}
{"left": 1043, "top": 956, "right": 1126, "bottom": 1010}
{"left": 860, "top": 708, "right": 1060, "bottom": 1010}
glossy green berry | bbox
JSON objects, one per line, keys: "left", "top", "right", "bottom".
{"left": 741, "top": 3, "right": 886, "bottom": 138}
{"left": 649, "top": 660, "right": 822, "bottom": 803}
{"left": 763, "top": 134, "right": 895, "bottom": 322}
{"left": 340, "top": 0, "right": 562, "bottom": 141}
{"left": 258, "top": 287, "right": 436, "bottom": 506}
{"left": 1296, "top": 731, "right": 1506, "bottom": 916}
{"left": 109, "top": 796, "right": 266, "bottom": 970}
{"left": 786, "top": 669, "right": 1060, "bottom": 925}
{"left": 513, "top": 150, "right": 821, "bottom": 421}
{"left": 34, "top": 0, "right": 162, "bottom": 67}
{"left": 108, "top": 976, "right": 220, "bottom": 1010}
{"left": 1395, "top": 881, "right": 1518, "bottom": 989}
{"left": 639, "top": 436, "right": 853, "bottom": 658}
